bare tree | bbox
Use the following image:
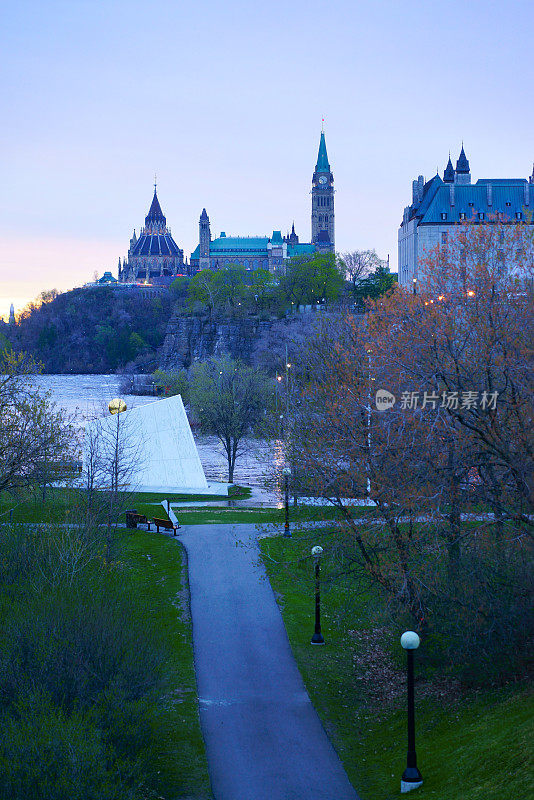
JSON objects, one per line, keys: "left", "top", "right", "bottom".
{"left": 339, "top": 249, "right": 385, "bottom": 294}
{"left": 189, "top": 356, "right": 272, "bottom": 482}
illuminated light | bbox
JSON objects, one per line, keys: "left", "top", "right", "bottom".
{"left": 108, "top": 398, "right": 127, "bottom": 415}
{"left": 438, "top": 295, "right": 445, "bottom": 301}
{"left": 467, "top": 290, "right": 475, "bottom": 297}
{"left": 277, "top": 376, "right": 282, "bottom": 382}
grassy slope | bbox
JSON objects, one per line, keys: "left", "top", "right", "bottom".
{"left": 259, "top": 530, "right": 533, "bottom": 800}
{"left": 118, "top": 529, "right": 213, "bottom": 799}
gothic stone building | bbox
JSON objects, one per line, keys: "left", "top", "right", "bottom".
{"left": 190, "top": 131, "right": 335, "bottom": 273}
{"left": 398, "top": 146, "right": 534, "bottom": 289}
{"left": 119, "top": 187, "right": 186, "bottom": 284}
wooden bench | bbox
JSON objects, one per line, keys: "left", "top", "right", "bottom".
{"left": 153, "top": 517, "right": 179, "bottom": 535}
{"left": 125, "top": 512, "right": 152, "bottom": 530}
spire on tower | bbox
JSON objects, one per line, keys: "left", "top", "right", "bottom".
{"left": 456, "top": 143, "right": 470, "bottom": 174}
{"left": 145, "top": 186, "right": 166, "bottom": 228}
{"left": 443, "top": 153, "right": 455, "bottom": 183}
{"left": 315, "top": 131, "right": 330, "bottom": 172}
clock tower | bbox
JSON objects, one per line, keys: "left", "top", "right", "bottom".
{"left": 311, "top": 130, "right": 335, "bottom": 251}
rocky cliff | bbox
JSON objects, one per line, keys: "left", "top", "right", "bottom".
{"left": 159, "top": 313, "right": 274, "bottom": 370}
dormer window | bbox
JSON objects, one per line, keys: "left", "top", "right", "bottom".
{"left": 468, "top": 201, "right": 474, "bottom": 207}
{"left": 459, "top": 212, "right": 466, "bottom": 220}
{"left": 441, "top": 212, "right": 447, "bottom": 220}
{"left": 516, "top": 211, "right": 523, "bottom": 220}
{"left": 506, "top": 201, "right": 511, "bottom": 207}
{"left": 478, "top": 212, "right": 485, "bottom": 220}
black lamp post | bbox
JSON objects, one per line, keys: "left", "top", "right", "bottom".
{"left": 400, "top": 631, "right": 423, "bottom": 793}
{"left": 283, "top": 466, "right": 291, "bottom": 537}
{"left": 310, "top": 546, "right": 325, "bottom": 645}
{"left": 412, "top": 277, "right": 417, "bottom": 295}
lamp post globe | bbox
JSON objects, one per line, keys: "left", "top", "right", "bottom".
{"left": 400, "top": 631, "right": 423, "bottom": 793}
{"left": 310, "top": 545, "right": 325, "bottom": 645}
{"left": 282, "top": 467, "right": 291, "bottom": 537}
{"left": 401, "top": 631, "right": 420, "bottom": 650}
{"left": 108, "top": 398, "right": 127, "bottom": 415}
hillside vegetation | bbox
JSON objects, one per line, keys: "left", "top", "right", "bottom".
{"left": 8, "top": 287, "right": 173, "bottom": 373}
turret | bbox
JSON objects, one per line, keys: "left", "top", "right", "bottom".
{"left": 443, "top": 154, "right": 455, "bottom": 183}
{"left": 455, "top": 144, "right": 471, "bottom": 185}
{"left": 199, "top": 208, "right": 211, "bottom": 270}
{"left": 8, "top": 303, "right": 15, "bottom": 325}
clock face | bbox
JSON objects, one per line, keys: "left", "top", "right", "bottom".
{"left": 318, "top": 176, "right": 327, "bottom": 184}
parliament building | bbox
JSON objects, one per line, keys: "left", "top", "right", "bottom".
{"left": 118, "top": 131, "right": 335, "bottom": 284}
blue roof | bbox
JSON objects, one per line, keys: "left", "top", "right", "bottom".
{"left": 131, "top": 233, "right": 181, "bottom": 256}
{"left": 420, "top": 179, "right": 532, "bottom": 224}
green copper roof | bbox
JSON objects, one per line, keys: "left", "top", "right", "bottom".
{"left": 209, "top": 236, "right": 270, "bottom": 251}
{"left": 288, "top": 243, "right": 316, "bottom": 257}
{"left": 315, "top": 132, "right": 330, "bottom": 172}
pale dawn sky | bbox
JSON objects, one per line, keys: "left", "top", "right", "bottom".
{"left": 1, "top": 0, "right": 533, "bottom": 317}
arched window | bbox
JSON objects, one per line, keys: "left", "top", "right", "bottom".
{"left": 244, "top": 259, "right": 249, "bottom": 268}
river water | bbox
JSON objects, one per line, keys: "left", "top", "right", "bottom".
{"left": 29, "top": 374, "right": 279, "bottom": 494}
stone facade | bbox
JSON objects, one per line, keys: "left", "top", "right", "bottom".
{"left": 190, "top": 131, "right": 335, "bottom": 273}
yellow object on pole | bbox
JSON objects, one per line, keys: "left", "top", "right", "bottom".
{"left": 108, "top": 398, "right": 127, "bottom": 415}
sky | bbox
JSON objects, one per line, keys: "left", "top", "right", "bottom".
{"left": 1, "top": 0, "right": 533, "bottom": 318}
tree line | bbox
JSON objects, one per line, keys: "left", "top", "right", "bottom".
{"left": 284, "top": 219, "right": 534, "bottom": 683}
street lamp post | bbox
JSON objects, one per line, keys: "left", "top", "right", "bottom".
{"left": 282, "top": 466, "right": 291, "bottom": 537}
{"left": 412, "top": 277, "right": 417, "bottom": 295}
{"left": 400, "top": 631, "right": 423, "bottom": 793}
{"left": 310, "top": 546, "right": 325, "bottom": 645}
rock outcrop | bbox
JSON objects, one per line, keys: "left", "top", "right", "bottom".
{"left": 159, "top": 313, "right": 273, "bottom": 370}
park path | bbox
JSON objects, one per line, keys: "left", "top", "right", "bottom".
{"left": 177, "top": 523, "right": 360, "bottom": 800}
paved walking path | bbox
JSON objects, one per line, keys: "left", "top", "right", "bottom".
{"left": 178, "top": 523, "right": 360, "bottom": 800}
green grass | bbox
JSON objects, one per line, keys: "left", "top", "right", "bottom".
{"left": 259, "top": 530, "right": 534, "bottom": 800}
{"left": 117, "top": 529, "right": 212, "bottom": 799}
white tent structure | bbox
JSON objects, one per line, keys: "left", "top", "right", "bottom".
{"left": 84, "top": 394, "right": 209, "bottom": 492}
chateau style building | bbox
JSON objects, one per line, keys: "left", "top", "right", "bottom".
{"left": 398, "top": 146, "right": 534, "bottom": 288}
{"left": 190, "top": 131, "right": 335, "bottom": 273}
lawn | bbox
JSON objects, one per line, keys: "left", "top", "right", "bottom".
{"left": 117, "top": 529, "right": 213, "bottom": 799}
{"left": 259, "top": 528, "right": 533, "bottom": 800}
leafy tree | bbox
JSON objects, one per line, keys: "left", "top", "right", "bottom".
{"left": 280, "top": 253, "right": 344, "bottom": 308}
{"left": 211, "top": 265, "right": 247, "bottom": 309}
{"left": 189, "top": 357, "right": 271, "bottom": 481}
{"left": 188, "top": 268, "right": 217, "bottom": 315}
{"left": 152, "top": 368, "right": 189, "bottom": 401}
{"left": 0, "top": 350, "right": 76, "bottom": 496}
{"left": 352, "top": 264, "right": 397, "bottom": 302}
{"left": 251, "top": 268, "right": 276, "bottom": 310}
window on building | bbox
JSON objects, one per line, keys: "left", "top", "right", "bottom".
{"left": 478, "top": 212, "right": 485, "bottom": 220}
{"left": 468, "top": 201, "right": 474, "bottom": 207}
{"left": 506, "top": 201, "right": 511, "bottom": 207}
{"left": 441, "top": 232, "right": 448, "bottom": 245}
{"left": 459, "top": 212, "right": 466, "bottom": 220}
{"left": 516, "top": 211, "right": 523, "bottom": 220}
{"left": 441, "top": 212, "right": 447, "bottom": 220}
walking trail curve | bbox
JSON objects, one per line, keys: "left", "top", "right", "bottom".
{"left": 177, "top": 523, "right": 360, "bottom": 800}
